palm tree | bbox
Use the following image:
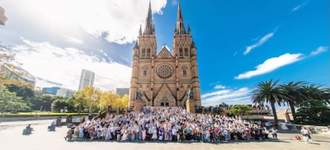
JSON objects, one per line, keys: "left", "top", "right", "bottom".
{"left": 302, "top": 84, "right": 330, "bottom": 104}
{"left": 251, "top": 79, "right": 283, "bottom": 127}
{"left": 280, "top": 81, "right": 306, "bottom": 120}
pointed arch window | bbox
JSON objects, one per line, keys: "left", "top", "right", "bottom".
{"left": 179, "top": 48, "right": 183, "bottom": 56}
{"left": 142, "top": 49, "right": 146, "bottom": 58}
{"left": 147, "top": 48, "right": 150, "bottom": 58}
{"left": 182, "top": 66, "right": 187, "bottom": 76}
{"left": 184, "top": 48, "right": 188, "bottom": 56}
{"left": 142, "top": 66, "right": 148, "bottom": 76}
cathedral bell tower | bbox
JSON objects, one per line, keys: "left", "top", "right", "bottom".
{"left": 172, "top": 1, "right": 201, "bottom": 106}
{"left": 130, "top": 1, "right": 157, "bottom": 107}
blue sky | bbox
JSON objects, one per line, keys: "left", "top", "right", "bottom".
{"left": 0, "top": 0, "right": 329, "bottom": 106}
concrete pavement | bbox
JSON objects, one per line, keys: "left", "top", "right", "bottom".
{"left": 0, "top": 120, "right": 329, "bottom": 150}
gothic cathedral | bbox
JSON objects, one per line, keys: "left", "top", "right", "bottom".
{"left": 129, "top": 2, "right": 201, "bottom": 107}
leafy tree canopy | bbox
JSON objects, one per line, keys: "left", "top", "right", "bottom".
{"left": 295, "top": 99, "right": 330, "bottom": 126}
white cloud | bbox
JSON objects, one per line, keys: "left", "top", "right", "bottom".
{"left": 64, "top": 35, "right": 83, "bottom": 44}
{"left": 2, "top": 0, "right": 167, "bottom": 45}
{"left": 235, "top": 53, "right": 304, "bottom": 79}
{"left": 244, "top": 31, "right": 276, "bottom": 55}
{"left": 291, "top": 1, "right": 308, "bottom": 12}
{"left": 172, "top": 0, "right": 177, "bottom": 6}
{"left": 12, "top": 38, "right": 131, "bottom": 91}
{"left": 233, "top": 51, "right": 237, "bottom": 56}
{"left": 214, "top": 85, "right": 226, "bottom": 89}
{"left": 202, "top": 87, "right": 251, "bottom": 106}
{"left": 291, "top": 6, "right": 301, "bottom": 12}
{"left": 310, "top": 46, "right": 328, "bottom": 56}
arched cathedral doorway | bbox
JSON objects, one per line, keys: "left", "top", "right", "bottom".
{"left": 160, "top": 96, "right": 169, "bottom": 107}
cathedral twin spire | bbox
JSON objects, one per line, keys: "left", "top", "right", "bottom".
{"left": 140, "top": 1, "right": 189, "bottom": 35}
{"left": 175, "top": 1, "right": 187, "bottom": 34}
{"left": 142, "top": 1, "right": 155, "bottom": 35}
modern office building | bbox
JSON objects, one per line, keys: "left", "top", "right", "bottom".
{"left": 56, "top": 88, "right": 76, "bottom": 98}
{"left": 78, "top": 69, "right": 95, "bottom": 90}
{"left": 42, "top": 87, "right": 60, "bottom": 95}
{"left": 116, "top": 88, "right": 129, "bottom": 98}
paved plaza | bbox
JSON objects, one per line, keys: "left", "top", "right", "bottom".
{"left": 0, "top": 120, "right": 329, "bottom": 150}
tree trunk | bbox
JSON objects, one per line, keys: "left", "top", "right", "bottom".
{"left": 78, "top": 103, "right": 81, "bottom": 114}
{"left": 289, "top": 101, "right": 296, "bottom": 121}
{"left": 270, "top": 102, "right": 278, "bottom": 128}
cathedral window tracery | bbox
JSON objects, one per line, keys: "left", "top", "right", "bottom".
{"left": 182, "top": 66, "right": 187, "bottom": 76}
{"left": 142, "top": 66, "right": 148, "bottom": 76}
{"left": 147, "top": 48, "right": 150, "bottom": 58}
{"left": 157, "top": 64, "right": 173, "bottom": 79}
{"left": 184, "top": 48, "right": 188, "bottom": 56}
{"left": 142, "top": 49, "right": 145, "bottom": 58}
{"left": 179, "top": 48, "right": 183, "bottom": 57}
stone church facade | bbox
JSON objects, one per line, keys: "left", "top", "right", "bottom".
{"left": 129, "top": 2, "right": 201, "bottom": 107}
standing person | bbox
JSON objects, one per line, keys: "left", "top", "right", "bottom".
{"left": 193, "top": 127, "right": 198, "bottom": 141}
{"left": 271, "top": 127, "right": 278, "bottom": 139}
{"left": 105, "top": 126, "right": 111, "bottom": 140}
{"left": 301, "top": 127, "right": 312, "bottom": 140}
{"left": 223, "top": 128, "right": 229, "bottom": 141}
{"left": 151, "top": 127, "right": 158, "bottom": 141}
{"left": 263, "top": 127, "right": 269, "bottom": 141}
{"left": 89, "top": 125, "right": 95, "bottom": 140}
{"left": 116, "top": 127, "right": 121, "bottom": 141}
{"left": 111, "top": 125, "right": 116, "bottom": 140}
{"left": 186, "top": 127, "right": 191, "bottom": 140}
{"left": 198, "top": 127, "right": 202, "bottom": 142}
{"left": 183, "top": 127, "right": 187, "bottom": 141}
{"left": 79, "top": 125, "right": 84, "bottom": 140}
{"left": 159, "top": 127, "right": 163, "bottom": 141}
{"left": 179, "top": 127, "right": 183, "bottom": 142}
{"left": 172, "top": 127, "right": 177, "bottom": 142}
{"left": 142, "top": 127, "right": 146, "bottom": 141}
{"left": 131, "top": 129, "right": 136, "bottom": 141}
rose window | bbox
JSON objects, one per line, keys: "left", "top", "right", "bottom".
{"left": 157, "top": 64, "right": 173, "bottom": 78}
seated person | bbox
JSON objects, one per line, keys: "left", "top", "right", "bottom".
{"left": 48, "top": 121, "right": 56, "bottom": 130}
{"left": 26, "top": 124, "right": 33, "bottom": 131}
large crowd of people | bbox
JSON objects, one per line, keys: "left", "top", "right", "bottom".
{"left": 64, "top": 107, "right": 278, "bottom": 142}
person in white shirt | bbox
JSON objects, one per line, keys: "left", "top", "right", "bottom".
{"left": 172, "top": 127, "right": 177, "bottom": 142}
{"left": 271, "top": 127, "right": 278, "bottom": 139}
{"left": 301, "top": 127, "right": 311, "bottom": 139}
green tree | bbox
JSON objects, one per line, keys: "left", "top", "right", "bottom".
{"left": 229, "top": 105, "right": 252, "bottom": 118}
{"left": 69, "top": 92, "right": 86, "bottom": 114}
{"left": 280, "top": 81, "right": 306, "bottom": 120}
{"left": 251, "top": 79, "right": 283, "bottom": 127}
{"left": 295, "top": 99, "right": 330, "bottom": 126}
{"left": 51, "top": 98, "right": 76, "bottom": 113}
{"left": 29, "top": 95, "right": 65, "bottom": 111}
{"left": 0, "top": 88, "right": 27, "bottom": 114}
{"left": 7, "top": 84, "right": 35, "bottom": 100}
